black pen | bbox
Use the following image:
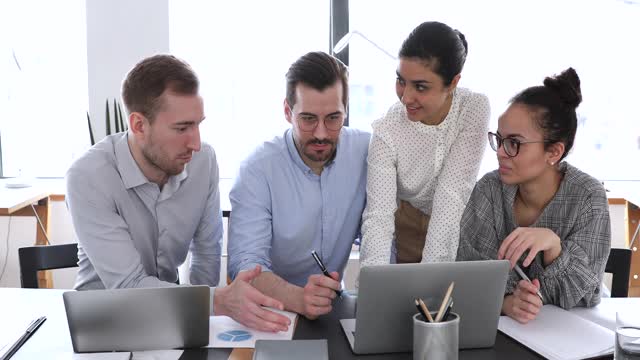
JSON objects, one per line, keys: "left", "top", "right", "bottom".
{"left": 1, "top": 316, "right": 46, "bottom": 360}
{"left": 442, "top": 298, "right": 453, "bottom": 322}
{"left": 311, "top": 250, "right": 343, "bottom": 297}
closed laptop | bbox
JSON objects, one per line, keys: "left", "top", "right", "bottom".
{"left": 63, "top": 285, "right": 210, "bottom": 352}
{"left": 253, "top": 340, "right": 329, "bottom": 360}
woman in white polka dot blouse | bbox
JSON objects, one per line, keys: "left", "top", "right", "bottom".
{"left": 359, "top": 21, "right": 491, "bottom": 269}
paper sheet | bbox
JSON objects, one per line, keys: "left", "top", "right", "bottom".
{"left": 207, "top": 308, "right": 297, "bottom": 348}
{"left": 499, "top": 305, "right": 614, "bottom": 360}
{"left": 570, "top": 297, "right": 640, "bottom": 332}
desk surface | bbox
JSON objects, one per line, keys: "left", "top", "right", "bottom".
{"left": 295, "top": 294, "right": 545, "bottom": 360}
{"left": 0, "top": 177, "right": 234, "bottom": 213}
{"left": 0, "top": 181, "right": 50, "bottom": 215}
{"left": 0, "top": 288, "right": 563, "bottom": 360}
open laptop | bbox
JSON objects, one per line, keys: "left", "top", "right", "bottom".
{"left": 63, "top": 285, "right": 210, "bottom": 352}
{"left": 340, "top": 260, "right": 510, "bottom": 354}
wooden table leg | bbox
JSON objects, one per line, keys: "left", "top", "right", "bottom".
{"left": 626, "top": 201, "right": 640, "bottom": 297}
{"left": 34, "top": 196, "right": 53, "bottom": 288}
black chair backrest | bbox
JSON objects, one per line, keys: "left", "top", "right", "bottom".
{"left": 18, "top": 243, "right": 79, "bottom": 288}
{"left": 605, "top": 247, "right": 632, "bottom": 298}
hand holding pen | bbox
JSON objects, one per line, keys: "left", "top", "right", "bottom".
{"left": 301, "top": 251, "right": 343, "bottom": 320}
{"left": 504, "top": 267, "right": 543, "bottom": 324}
{"left": 311, "top": 250, "right": 343, "bottom": 297}
{"left": 514, "top": 264, "right": 543, "bottom": 301}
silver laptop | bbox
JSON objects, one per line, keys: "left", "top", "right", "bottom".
{"left": 340, "top": 260, "right": 510, "bottom": 354}
{"left": 63, "top": 285, "right": 210, "bottom": 352}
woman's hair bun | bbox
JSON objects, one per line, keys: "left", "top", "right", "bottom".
{"left": 542, "top": 67, "right": 582, "bottom": 109}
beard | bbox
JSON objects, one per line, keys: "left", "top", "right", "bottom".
{"left": 301, "top": 138, "right": 337, "bottom": 162}
{"left": 141, "top": 143, "right": 185, "bottom": 177}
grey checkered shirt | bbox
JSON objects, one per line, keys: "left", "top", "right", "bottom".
{"left": 456, "top": 162, "right": 611, "bottom": 309}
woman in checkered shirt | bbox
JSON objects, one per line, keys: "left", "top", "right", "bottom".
{"left": 456, "top": 68, "right": 611, "bottom": 324}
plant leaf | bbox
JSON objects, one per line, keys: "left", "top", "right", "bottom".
{"left": 114, "top": 98, "right": 120, "bottom": 133}
{"left": 87, "top": 111, "right": 95, "bottom": 146}
{"left": 117, "top": 102, "right": 126, "bottom": 131}
{"left": 105, "top": 99, "right": 111, "bottom": 136}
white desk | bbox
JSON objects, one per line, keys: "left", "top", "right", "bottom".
{"left": 0, "top": 181, "right": 53, "bottom": 288}
{"left": 4, "top": 287, "right": 639, "bottom": 360}
{"left": 0, "top": 288, "right": 234, "bottom": 359}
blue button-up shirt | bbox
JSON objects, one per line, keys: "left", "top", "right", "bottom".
{"left": 228, "top": 127, "right": 370, "bottom": 287}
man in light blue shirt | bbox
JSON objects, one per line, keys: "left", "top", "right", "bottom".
{"left": 228, "top": 52, "right": 370, "bottom": 319}
{"left": 66, "top": 54, "right": 290, "bottom": 332}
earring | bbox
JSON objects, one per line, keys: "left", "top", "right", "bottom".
{"left": 550, "top": 161, "right": 555, "bottom": 166}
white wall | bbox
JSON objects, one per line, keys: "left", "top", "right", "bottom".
{"left": 86, "top": 0, "right": 169, "bottom": 140}
{"left": 0, "top": 0, "right": 170, "bottom": 288}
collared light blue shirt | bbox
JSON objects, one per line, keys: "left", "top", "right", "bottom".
{"left": 228, "top": 127, "right": 370, "bottom": 287}
{"left": 66, "top": 133, "right": 223, "bottom": 295}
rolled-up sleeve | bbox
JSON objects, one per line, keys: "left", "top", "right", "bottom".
{"left": 227, "top": 163, "right": 274, "bottom": 280}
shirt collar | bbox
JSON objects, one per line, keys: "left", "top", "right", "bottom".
{"left": 114, "top": 132, "right": 189, "bottom": 190}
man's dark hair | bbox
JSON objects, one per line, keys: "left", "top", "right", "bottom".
{"left": 122, "top": 54, "right": 199, "bottom": 122}
{"left": 285, "top": 52, "right": 348, "bottom": 108}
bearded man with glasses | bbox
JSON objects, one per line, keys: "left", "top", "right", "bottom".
{"left": 227, "top": 52, "right": 370, "bottom": 320}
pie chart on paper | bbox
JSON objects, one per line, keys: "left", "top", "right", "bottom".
{"left": 217, "top": 330, "right": 253, "bottom": 342}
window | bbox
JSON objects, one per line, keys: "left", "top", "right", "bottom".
{"left": 169, "top": 1, "right": 330, "bottom": 179}
{"left": 0, "top": 0, "right": 88, "bottom": 177}
{"left": 347, "top": 0, "right": 640, "bottom": 180}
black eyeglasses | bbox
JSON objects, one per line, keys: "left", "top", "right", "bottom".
{"left": 297, "top": 114, "right": 345, "bottom": 132}
{"left": 488, "top": 132, "right": 548, "bottom": 157}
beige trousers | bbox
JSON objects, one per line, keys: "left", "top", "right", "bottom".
{"left": 394, "top": 200, "right": 431, "bottom": 264}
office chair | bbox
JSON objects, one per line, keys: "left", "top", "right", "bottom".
{"left": 18, "top": 243, "right": 79, "bottom": 288}
{"left": 605, "top": 247, "right": 632, "bottom": 297}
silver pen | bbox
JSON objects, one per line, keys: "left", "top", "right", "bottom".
{"left": 514, "top": 264, "right": 544, "bottom": 301}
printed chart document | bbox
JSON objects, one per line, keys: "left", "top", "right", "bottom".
{"left": 498, "top": 305, "right": 613, "bottom": 360}
{"left": 207, "top": 308, "right": 298, "bottom": 348}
